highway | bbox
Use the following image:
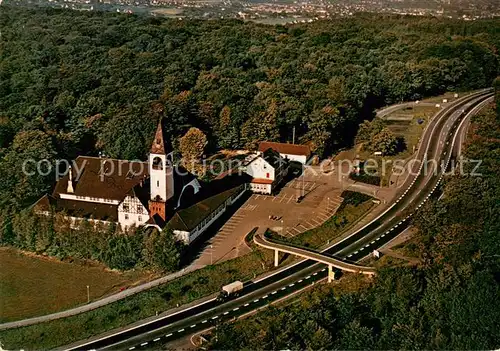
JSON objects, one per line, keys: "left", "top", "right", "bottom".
{"left": 65, "top": 89, "right": 494, "bottom": 351}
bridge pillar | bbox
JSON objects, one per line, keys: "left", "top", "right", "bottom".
{"left": 328, "top": 265, "right": 335, "bottom": 283}
{"left": 274, "top": 250, "right": 279, "bottom": 267}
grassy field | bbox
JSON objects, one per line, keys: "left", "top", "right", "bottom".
{"left": 0, "top": 248, "right": 152, "bottom": 323}
{"left": 0, "top": 246, "right": 276, "bottom": 350}
{"left": 352, "top": 103, "right": 440, "bottom": 187}
{"left": 384, "top": 105, "right": 438, "bottom": 153}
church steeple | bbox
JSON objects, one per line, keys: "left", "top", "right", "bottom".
{"left": 148, "top": 119, "right": 174, "bottom": 221}
{"left": 150, "top": 121, "right": 167, "bottom": 155}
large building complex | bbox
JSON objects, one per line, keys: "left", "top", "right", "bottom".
{"left": 34, "top": 120, "right": 308, "bottom": 243}
{"left": 34, "top": 121, "right": 247, "bottom": 244}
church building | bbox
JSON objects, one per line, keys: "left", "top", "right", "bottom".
{"left": 34, "top": 121, "right": 248, "bottom": 244}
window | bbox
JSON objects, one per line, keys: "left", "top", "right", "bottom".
{"left": 152, "top": 157, "right": 163, "bottom": 170}
{"left": 123, "top": 204, "right": 129, "bottom": 212}
{"left": 137, "top": 205, "right": 142, "bottom": 214}
{"left": 157, "top": 180, "right": 159, "bottom": 187}
{"left": 266, "top": 173, "right": 269, "bottom": 178}
{"left": 138, "top": 216, "right": 142, "bottom": 222}
{"left": 124, "top": 214, "right": 129, "bottom": 220}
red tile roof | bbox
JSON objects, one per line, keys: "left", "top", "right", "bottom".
{"left": 258, "top": 142, "right": 311, "bottom": 157}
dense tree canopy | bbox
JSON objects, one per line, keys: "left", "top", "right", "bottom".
{"left": 0, "top": 210, "right": 184, "bottom": 272}
{"left": 179, "top": 127, "right": 207, "bottom": 161}
{"left": 0, "top": 6, "right": 499, "bottom": 211}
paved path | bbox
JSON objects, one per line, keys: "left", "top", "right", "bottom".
{"left": 0, "top": 264, "right": 205, "bottom": 331}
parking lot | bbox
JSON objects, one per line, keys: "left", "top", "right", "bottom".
{"left": 191, "top": 161, "right": 398, "bottom": 267}
{"left": 192, "top": 173, "right": 345, "bottom": 266}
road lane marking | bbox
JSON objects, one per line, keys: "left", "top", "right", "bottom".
{"left": 212, "top": 316, "right": 219, "bottom": 319}
{"left": 306, "top": 275, "right": 311, "bottom": 279}
{"left": 253, "top": 299, "right": 259, "bottom": 303}
{"left": 202, "top": 320, "right": 207, "bottom": 323}
{"left": 166, "top": 333, "right": 173, "bottom": 337}
{"left": 190, "top": 324, "right": 197, "bottom": 327}
{"left": 281, "top": 287, "right": 286, "bottom": 290}
{"left": 313, "top": 272, "right": 318, "bottom": 275}
{"left": 233, "top": 307, "right": 239, "bottom": 311}
{"left": 321, "top": 268, "right": 326, "bottom": 272}
{"left": 178, "top": 329, "right": 185, "bottom": 332}
{"left": 140, "top": 342, "right": 148, "bottom": 346}
{"left": 223, "top": 311, "right": 229, "bottom": 315}
{"left": 129, "top": 347, "right": 135, "bottom": 350}
{"left": 271, "top": 291, "right": 277, "bottom": 294}
{"left": 153, "top": 338, "right": 161, "bottom": 342}
{"left": 289, "top": 283, "right": 295, "bottom": 287}
{"left": 298, "top": 279, "right": 303, "bottom": 283}
{"left": 244, "top": 303, "right": 250, "bottom": 306}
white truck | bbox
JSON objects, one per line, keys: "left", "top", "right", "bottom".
{"left": 218, "top": 281, "right": 243, "bottom": 301}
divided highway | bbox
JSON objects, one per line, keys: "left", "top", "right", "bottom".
{"left": 65, "top": 89, "right": 494, "bottom": 351}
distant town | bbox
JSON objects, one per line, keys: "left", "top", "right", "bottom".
{"left": 5, "top": 0, "right": 500, "bottom": 23}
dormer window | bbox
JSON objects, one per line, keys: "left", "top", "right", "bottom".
{"left": 156, "top": 138, "right": 161, "bottom": 144}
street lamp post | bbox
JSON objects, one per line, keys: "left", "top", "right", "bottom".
{"left": 302, "top": 172, "right": 305, "bottom": 197}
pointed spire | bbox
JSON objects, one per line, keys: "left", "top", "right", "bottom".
{"left": 150, "top": 120, "right": 167, "bottom": 155}
{"left": 67, "top": 166, "right": 74, "bottom": 193}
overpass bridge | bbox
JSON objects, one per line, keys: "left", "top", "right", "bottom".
{"left": 253, "top": 234, "right": 376, "bottom": 282}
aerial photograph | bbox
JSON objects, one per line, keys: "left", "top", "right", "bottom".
{"left": 0, "top": 0, "right": 498, "bottom": 349}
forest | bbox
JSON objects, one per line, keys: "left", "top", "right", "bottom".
{"left": 0, "top": 5, "right": 499, "bottom": 272}
{"left": 208, "top": 88, "right": 500, "bottom": 350}
{"left": 0, "top": 5, "right": 499, "bottom": 212}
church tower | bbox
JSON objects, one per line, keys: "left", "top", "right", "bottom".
{"left": 149, "top": 121, "right": 174, "bottom": 221}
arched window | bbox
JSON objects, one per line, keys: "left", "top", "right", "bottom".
{"left": 152, "top": 157, "right": 163, "bottom": 170}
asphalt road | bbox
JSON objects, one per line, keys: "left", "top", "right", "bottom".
{"left": 66, "top": 89, "right": 493, "bottom": 351}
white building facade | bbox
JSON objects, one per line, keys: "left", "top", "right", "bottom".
{"left": 245, "top": 148, "right": 288, "bottom": 195}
